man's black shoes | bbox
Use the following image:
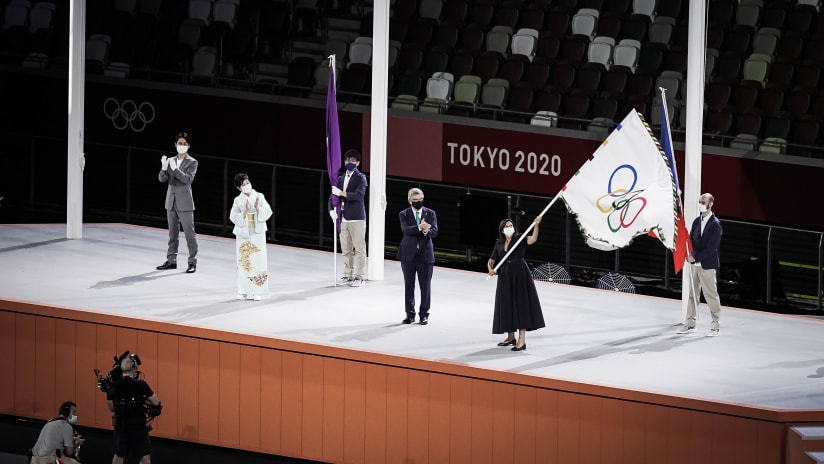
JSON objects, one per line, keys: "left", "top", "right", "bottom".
{"left": 156, "top": 261, "right": 176, "bottom": 270}
{"left": 402, "top": 317, "right": 414, "bottom": 324}
{"left": 186, "top": 264, "right": 197, "bottom": 274}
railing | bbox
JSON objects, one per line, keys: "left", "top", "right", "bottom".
{"left": 1, "top": 132, "right": 822, "bottom": 312}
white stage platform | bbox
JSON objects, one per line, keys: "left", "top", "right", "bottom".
{"left": 1, "top": 223, "right": 822, "bottom": 411}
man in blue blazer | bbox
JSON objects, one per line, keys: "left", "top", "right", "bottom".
{"left": 397, "top": 188, "right": 438, "bottom": 325}
{"left": 678, "top": 193, "right": 724, "bottom": 337}
{"left": 329, "top": 149, "right": 368, "bottom": 287}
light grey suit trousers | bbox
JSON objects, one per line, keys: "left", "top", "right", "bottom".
{"left": 158, "top": 155, "right": 199, "bottom": 265}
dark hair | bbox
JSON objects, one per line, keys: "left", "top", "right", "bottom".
{"left": 59, "top": 401, "right": 76, "bottom": 417}
{"left": 175, "top": 132, "right": 191, "bottom": 144}
{"left": 497, "top": 218, "right": 514, "bottom": 242}
{"left": 343, "top": 149, "right": 361, "bottom": 162}
{"left": 233, "top": 173, "right": 249, "bottom": 188}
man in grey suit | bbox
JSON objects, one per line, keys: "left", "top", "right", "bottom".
{"left": 156, "top": 132, "right": 199, "bottom": 273}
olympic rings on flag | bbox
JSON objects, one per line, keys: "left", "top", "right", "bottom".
{"left": 594, "top": 164, "right": 648, "bottom": 231}
{"left": 103, "top": 98, "right": 155, "bottom": 132}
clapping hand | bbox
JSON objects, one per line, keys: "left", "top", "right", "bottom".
{"left": 420, "top": 218, "right": 430, "bottom": 233}
{"left": 254, "top": 196, "right": 260, "bottom": 211}
{"left": 168, "top": 157, "right": 177, "bottom": 170}
{"left": 161, "top": 156, "right": 169, "bottom": 169}
{"left": 331, "top": 186, "right": 342, "bottom": 196}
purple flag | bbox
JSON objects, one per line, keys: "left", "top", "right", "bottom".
{"left": 326, "top": 63, "right": 342, "bottom": 233}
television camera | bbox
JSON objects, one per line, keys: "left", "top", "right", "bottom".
{"left": 94, "top": 351, "right": 141, "bottom": 393}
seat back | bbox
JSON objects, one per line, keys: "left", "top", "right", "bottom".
{"left": 588, "top": 41, "right": 613, "bottom": 67}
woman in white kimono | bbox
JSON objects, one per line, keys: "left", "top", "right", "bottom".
{"left": 230, "top": 173, "right": 273, "bottom": 300}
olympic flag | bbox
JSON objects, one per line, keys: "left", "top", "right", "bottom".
{"left": 560, "top": 110, "right": 679, "bottom": 252}
{"left": 326, "top": 56, "right": 342, "bottom": 234}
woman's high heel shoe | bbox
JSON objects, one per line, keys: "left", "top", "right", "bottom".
{"left": 497, "top": 338, "right": 517, "bottom": 347}
{"left": 511, "top": 343, "right": 526, "bottom": 351}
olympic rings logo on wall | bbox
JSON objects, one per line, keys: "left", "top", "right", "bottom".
{"left": 595, "top": 164, "right": 648, "bottom": 232}
{"left": 103, "top": 98, "right": 155, "bottom": 132}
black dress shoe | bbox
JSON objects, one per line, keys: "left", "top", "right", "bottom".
{"left": 156, "top": 261, "right": 176, "bottom": 270}
{"left": 511, "top": 343, "right": 526, "bottom": 352}
{"left": 419, "top": 316, "right": 428, "bottom": 325}
{"left": 402, "top": 317, "right": 414, "bottom": 324}
{"left": 497, "top": 338, "right": 517, "bottom": 347}
{"left": 186, "top": 264, "right": 196, "bottom": 273}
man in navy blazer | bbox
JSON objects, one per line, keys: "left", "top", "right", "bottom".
{"left": 329, "top": 149, "right": 368, "bottom": 287}
{"left": 678, "top": 193, "right": 724, "bottom": 337}
{"left": 397, "top": 187, "right": 438, "bottom": 325}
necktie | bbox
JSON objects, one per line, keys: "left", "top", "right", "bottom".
{"left": 415, "top": 210, "right": 421, "bottom": 225}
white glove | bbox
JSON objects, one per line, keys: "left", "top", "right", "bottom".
{"left": 169, "top": 157, "right": 177, "bottom": 170}
{"left": 329, "top": 209, "right": 337, "bottom": 221}
{"left": 331, "top": 186, "right": 342, "bottom": 196}
{"left": 161, "top": 156, "right": 169, "bottom": 169}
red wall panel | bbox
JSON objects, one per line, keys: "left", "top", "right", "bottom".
{"left": 342, "top": 361, "right": 366, "bottom": 464}
{"left": 15, "top": 314, "right": 36, "bottom": 416}
{"left": 321, "top": 358, "right": 346, "bottom": 461}
{"left": 53, "top": 319, "right": 77, "bottom": 417}
{"left": 218, "top": 343, "right": 241, "bottom": 445}
{"left": 34, "top": 317, "right": 56, "bottom": 418}
{"left": 238, "top": 346, "right": 262, "bottom": 449}
{"left": 300, "top": 354, "right": 324, "bottom": 461}
{"left": 406, "top": 370, "right": 430, "bottom": 463}
{"left": 280, "top": 351, "right": 303, "bottom": 456}
{"left": 428, "top": 374, "right": 451, "bottom": 463}
{"left": 155, "top": 334, "right": 179, "bottom": 436}
{"left": 513, "top": 385, "right": 538, "bottom": 464}
{"left": 470, "top": 379, "right": 494, "bottom": 464}
{"left": 0, "top": 312, "right": 15, "bottom": 411}
{"left": 363, "top": 364, "right": 387, "bottom": 464}
{"left": 448, "top": 376, "right": 473, "bottom": 462}
{"left": 176, "top": 337, "right": 200, "bottom": 440}
{"left": 259, "top": 349, "right": 283, "bottom": 453}
{"left": 198, "top": 340, "right": 221, "bottom": 443}
{"left": 385, "top": 367, "right": 409, "bottom": 463}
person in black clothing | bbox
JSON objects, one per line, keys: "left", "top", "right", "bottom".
{"left": 487, "top": 217, "right": 546, "bottom": 352}
{"left": 107, "top": 356, "right": 161, "bottom": 464}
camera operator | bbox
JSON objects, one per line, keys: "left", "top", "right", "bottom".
{"left": 106, "top": 356, "right": 161, "bottom": 464}
{"left": 30, "top": 401, "right": 84, "bottom": 464}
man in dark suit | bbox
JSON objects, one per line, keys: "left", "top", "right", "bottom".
{"left": 397, "top": 187, "right": 438, "bottom": 325}
{"left": 678, "top": 193, "right": 724, "bottom": 337}
{"left": 156, "top": 132, "right": 199, "bottom": 274}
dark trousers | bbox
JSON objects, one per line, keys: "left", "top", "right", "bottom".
{"left": 401, "top": 258, "right": 433, "bottom": 317}
{"left": 166, "top": 208, "right": 198, "bottom": 265}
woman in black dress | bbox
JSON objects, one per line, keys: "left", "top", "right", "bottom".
{"left": 487, "top": 217, "right": 546, "bottom": 351}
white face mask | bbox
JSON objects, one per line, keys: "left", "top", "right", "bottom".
{"left": 175, "top": 145, "right": 188, "bottom": 154}
{"left": 503, "top": 227, "right": 515, "bottom": 237}
{"left": 241, "top": 184, "right": 252, "bottom": 194}
{"left": 697, "top": 203, "right": 708, "bottom": 213}
{"left": 68, "top": 414, "right": 77, "bottom": 424}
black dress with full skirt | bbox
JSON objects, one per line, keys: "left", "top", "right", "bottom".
{"left": 490, "top": 233, "right": 546, "bottom": 334}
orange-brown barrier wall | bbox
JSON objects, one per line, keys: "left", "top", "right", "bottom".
{"left": 1, "top": 302, "right": 817, "bottom": 464}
